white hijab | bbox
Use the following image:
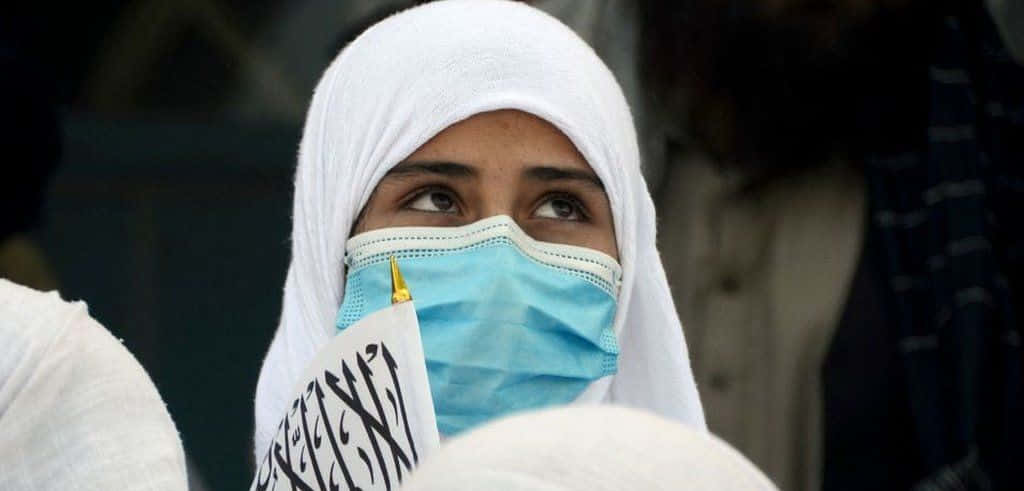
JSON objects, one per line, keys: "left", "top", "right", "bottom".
{"left": 254, "top": 0, "right": 705, "bottom": 457}
{"left": 401, "top": 406, "right": 776, "bottom": 490}
{"left": 0, "top": 280, "right": 187, "bottom": 490}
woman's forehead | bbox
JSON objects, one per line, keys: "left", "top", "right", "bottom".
{"left": 402, "top": 110, "right": 597, "bottom": 179}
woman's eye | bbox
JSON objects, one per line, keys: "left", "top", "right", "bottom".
{"left": 534, "top": 196, "right": 583, "bottom": 221}
{"left": 406, "top": 190, "right": 458, "bottom": 214}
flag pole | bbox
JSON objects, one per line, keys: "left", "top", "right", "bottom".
{"left": 390, "top": 256, "right": 412, "bottom": 304}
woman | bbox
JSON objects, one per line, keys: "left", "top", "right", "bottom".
{"left": 253, "top": 0, "right": 705, "bottom": 456}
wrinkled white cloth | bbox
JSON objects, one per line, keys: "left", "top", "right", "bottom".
{"left": 0, "top": 279, "right": 187, "bottom": 490}
{"left": 254, "top": 0, "right": 706, "bottom": 458}
{"left": 402, "top": 405, "right": 777, "bottom": 491}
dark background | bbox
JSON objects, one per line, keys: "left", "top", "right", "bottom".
{"left": 3, "top": 1, "right": 400, "bottom": 487}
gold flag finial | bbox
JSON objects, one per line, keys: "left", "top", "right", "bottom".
{"left": 390, "top": 256, "right": 412, "bottom": 304}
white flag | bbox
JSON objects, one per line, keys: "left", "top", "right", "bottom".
{"left": 251, "top": 299, "right": 440, "bottom": 491}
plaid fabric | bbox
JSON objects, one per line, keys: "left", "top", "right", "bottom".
{"left": 864, "top": 4, "right": 1024, "bottom": 490}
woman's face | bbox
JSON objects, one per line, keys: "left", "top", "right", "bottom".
{"left": 353, "top": 109, "right": 619, "bottom": 260}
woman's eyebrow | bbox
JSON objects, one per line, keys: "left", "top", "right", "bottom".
{"left": 523, "top": 165, "right": 605, "bottom": 191}
{"left": 386, "top": 161, "right": 478, "bottom": 178}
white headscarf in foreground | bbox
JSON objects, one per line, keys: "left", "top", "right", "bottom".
{"left": 0, "top": 280, "right": 187, "bottom": 490}
{"left": 254, "top": 0, "right": 705, "bottom": 456}
{"left": 402, "top": 406, "right": 776, "bottom": 490}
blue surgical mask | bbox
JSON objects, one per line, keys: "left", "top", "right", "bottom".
{"left": 336, "top": 215, "right": 621, "bottom": 435}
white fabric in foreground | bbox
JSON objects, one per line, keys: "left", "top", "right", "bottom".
{"left": 402, "top": 405, "right": 778, "bottom": 491}
{"left": 254, "top": 0, "right": 706, "bottom": 457}
{"left": 0, "top": 279, "right": 187, "bottom": 490}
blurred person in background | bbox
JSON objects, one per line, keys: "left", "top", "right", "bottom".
{"left": 638, "top": 0, "right": 1023, "bottom": 489}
